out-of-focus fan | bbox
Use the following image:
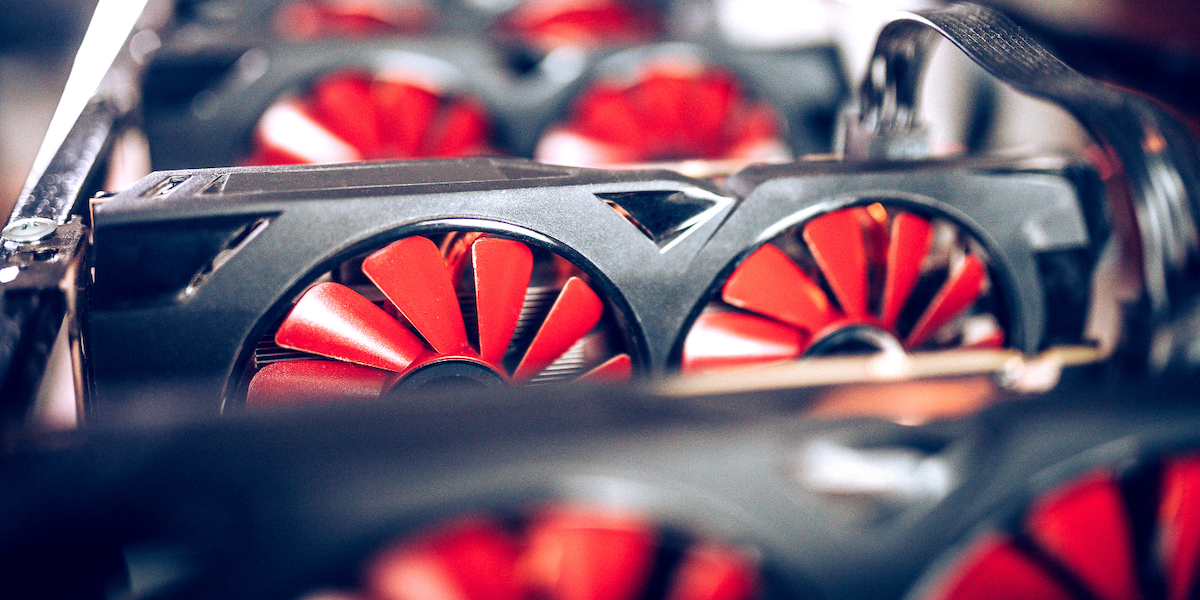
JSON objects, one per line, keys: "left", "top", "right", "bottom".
{"left": 246, "top": 233, "right": 631, "bottom": 406}
{"left": 911, "top": 454, "right": 1200, "bottom": 600}
{"left": 301, "top": 505, "right": 763, "bottom": 600}
{"left": 681, "top": 203, "right": 1005, "bottom": 372}
{"left": 272, "top": 0, "right": 432, "bottom": 40}
{"left": 243, "top": 69, "right": 493, "bottom": 166}
{"left": 492, "top": 0, "right": 662, "bottom": 49}
{"left": 535, "top": 60, "right": 790, "bottom": 168}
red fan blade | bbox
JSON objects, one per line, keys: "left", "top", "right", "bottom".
{"left": 511, "top": 277, "right": 604, "bottom": 382}
{"left": 1160, "top": 455, "right": 1200, "bottom": 600}
{"left": 575, "top": 87, "right": 648, "bottom": 150}
{"left": 426, "top": 99, "right": 491, "bottom": 157}
{"left": 374, "top": 79, "right": 441, "bottom": 158}
{"left": 246, "top": 360, "right": 390, "bottom": 407}
{"left": 1025, "top": 471, "right": 1142, "bottom": 600}
{"left": 523, "top": 509, "right": 657, "bottom": 600}
{"left": 855, "top": 204, "right": 890, "bottom": 271}
{"left": 904, "top": 254, "right": 986, "bottom": 349}
{"left": 722, "top": 244, "right": 836, "bottom": 334}
{"left": 724, "top": 104, "right": 786, "bottom": 162}
{"left": 364, "top": 237, "right": 469, "bottom": 355}
{"left": 472, "top": 237, "right": 534, "bottom": 366}
{"left": 307, "top": 72, "right": 384, "bottom": 158}
{"left": 665, "top": 544, "right": 759, "bottom": 600}
{"left": 249, "top": 99, "right": 363, "bottom": 165}
{"left": 499, "top": 0, "right": 659, "bottom": 48}
{"left": 577, "top": 353, "right": 633, "bottom": 382}
{"left": 881, "top": 212, "right": 934, "bottom": 328}
{"left": 275, "top": 282, "right": 428, "bottom": 372}
{"left": 274, "top": 0, "right": 430, "bottom": 40}
{"left": 803, "top": 209, "right": 868, "bottom": 318}
{"left": 443, "top": 231, "right": 487, "bottom": 285}
{"left": 924, "top": 536, "right": 1078, "bottom": 600}
{"left": 639, "top": 73, "right": 691, "bottom": 156}
{"left": 680, "top": 311, "right": 806, "bottom": 372}
{"left": 687, "top": 71, "right": 738, "bottom": 156}
{"left": 366, "top": 518, "right": 522, "bottom": 600}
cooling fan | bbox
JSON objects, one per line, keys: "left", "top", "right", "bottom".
{"left": 322, "top": 505, "right": 764, "bottom": 600}
{"left": 668, "top": 157, "right": 1102, "bottom": 377}
{"left": 246, "top": 231, "right": 632, "bottom": 406}
{"left": 243, "top": 68, "right": 494, "bottom": 166}
{"left": 535, "top": 56, "right": 790, "bottom": 167}
{"left": 909, "top": 453, "right": 1200, "bottom": 600}
{"left": 681, "top": 202, "right": 1004, "bottom": 372}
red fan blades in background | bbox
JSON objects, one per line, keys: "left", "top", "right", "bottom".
{"left": 523, "top": 509, "right": 658, "bottom": 600}
{"left": 356, "top": 507, "right": 762, "bottom": 600}
{"left": 535, "top": 65, "right": 788, "bottom": 168}
{"left": 1024, "top": 473, "right": 1142, "bottom": 600}
{"left": 494, "top": 0, "right": 661, "bottom": 49}
{"left": 366, "top": 518, "right": 523, "bottom": 600}
{"left": 244, "top": 71, "right": 492, "bottom": 166}
{"left": 925, "top": 536, "right": 1078, "bottom": 600}
{"left": 1160, "top": 457, "right": 1200, "bottom": 600}
{"left": 681, "top": 205, "right": 999, "bottom": 372}
{"left": 246, "top": 235, "right": 629, "bottom": 406}
{"left": 918, "top": 457, "right": 1200, "bottom": 600}
{"left": 273, "top": 0, "right": 432, "bottom": 40}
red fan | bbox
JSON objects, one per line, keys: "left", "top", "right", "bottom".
{"left": 493, "top": 0, "right": 661, "bottom": 49}
{"left": 535, "top": 61, "right": 789, "bottom": 168}
{"left": 914, "top": 454, "right": 1200, "bottom": 600}
{"left": 272, "top": 0, "right": 432, "bottom": 40}
{"left": 243, "top": 69, "right": 493, "bottom": 166}
{"left": 681, "top": 203, "right": 1005, "bottom": 372}
{"left": 357, "top": 506, "right": 762, "bottom": 600}
{"left": 246, "top": 234, "right": 631, "bottom": 406}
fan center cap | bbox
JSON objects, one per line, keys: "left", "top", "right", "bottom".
{"left": 805, "top": 323, "right": 905, "bottom": 358}
{"left": 389, "top": 355, "right": 508, "bottom": 396}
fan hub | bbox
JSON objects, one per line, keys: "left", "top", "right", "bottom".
{"left": 805, "top": 321, "right": 904, "bottom": 358}
{"left": 388, "top": 354, "right": 508, "bottom": 396}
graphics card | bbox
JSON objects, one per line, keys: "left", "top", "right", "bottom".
{"left": 141, "top": 0, "right": 845, "bottom": 170}
{"left": 6, "top": 367, "right": 1200, "bottom": 600}
{"left": 80, "top": 147, "right": 1104, "bottom": 419}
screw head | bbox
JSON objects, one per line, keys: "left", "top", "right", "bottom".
{"left": 2, "top": 218, "right": 56, "bottom": 243}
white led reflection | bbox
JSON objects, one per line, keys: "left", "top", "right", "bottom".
{"left": 800, "top": 439, "right": 952, "bottom": 500}
{"left": 795, "top": 438, "right": 954, "bottom": 526}
{"left": 257, "top": 101, "right": 363, "bottom": 164}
